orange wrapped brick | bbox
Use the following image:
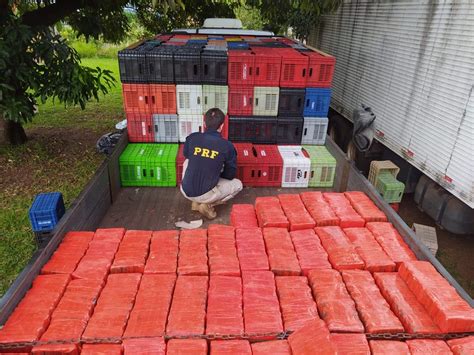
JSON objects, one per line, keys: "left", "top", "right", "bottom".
{"left": 255, "top": 197, "right": 289, "bottom": 228}
{"left": 72, "top": 228, "right": 125, "bottom": 280}
{"left": 124, "top": 274, "right": 176, "bottom": 338}
{"left": 342, "top": 270, "right": 404, "bottom": 333}
{"left": 110, "top": 230, "right": 151, "bottom": 273}
{"left": 206, "top": 276, "right": 244, "bottom": 336}
{"left": 166, "top": 276, "right": 208, "bottom": 337}
{"left": 41, "top": 279, "right": 104, "bottom": 342}
{"left": 323, "top": 192, "right": 365, "bottom": 227}
{"left": 41, "top": 231, "right": 94, "bottom": 274}
{"left": 366, "top": 222, "right": 416, "bottom": 266}
{"left": 211, "top": 340, "right": 252, "bottom": 354}
{"left": 307, "top": 269, "right": 364, "bottom": 333}
{"left": 31, "top": 343, "right": 79, "bottom": 354}
{"left": 448, "top": 336, "right": 474, "bottom": 355}
{"left": 208, "top": 224, "right": 240, "bottom": 276}
{"left": 263, "top": 228, "right": 301, "bottom": 276}
{"left": 235, "top": 228, "right": 269, "bottom": 271}
{"left": 122, "top": 337, "right": 166, "bottom": 354}
{"left": 0, "top": 274, "right": 70, "bottom": 349}
{"left": 81, "top": 344, "right": 122, "bottom": 355}
{"left": 406, "top": 339, "right": 452, "bottom": 354}
{"left": 82, "top": 273, "right": 141, "bottom": 341}
{"left": 373, "top": 272, "right": 440, "bottom": 333}
{"left": 166, "top": 339, "right": 208, "bottom": 355}
{"left": 344, "top": 191, "right": 387, "bottom": 222}
{"left": 315, "top": 226, "right": 365, "bottom": 270}
{"left": 231, "top": 204, "right": 258, "bottom": 228}
{"left": 399, "top": 261, "right": 474, "bottom": 333}
{"left": 178, "top": 229, "right": 208, "bottom": 276}
{"left": 242, "top": 271, "right": 283, "bottom": 337}
{"left": 290, "top": 229, "right": 331, "bottom": 274}
{"left": 369, "top": 340, "right": 410, "bottom": 355}
{"left": 251, "top": 340, "right": 291, "bottom": 354}
{"left": 330, "top": 333, "right": 370, "bottom": 355}
{"left": 344, "top": 227, "right": 396, "bottom": 272}
{"left": 275, "top": 276, "right": 319, "bottom": 332}
{"left": 300, "top": 191, "right": 339, "bottom": 226}
{"left": 278, "top": 194, "right": 315, "bottom": 231}
{"left": 288, "top": 318, "right": 336, "bottom": 355}
{"left": 144, "top": 230, "right": 179, "bottom": 274}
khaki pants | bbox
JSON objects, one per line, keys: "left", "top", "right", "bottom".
{"left": 180, "top": 159, "right": 243, "bottom": 206}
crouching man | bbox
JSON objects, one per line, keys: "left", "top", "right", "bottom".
{"left": 180, "top": 108, "right": 243, "bottom": 219}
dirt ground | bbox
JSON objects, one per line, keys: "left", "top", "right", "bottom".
{"left": 398, "top": 194, "right": 474, "bottom": 297}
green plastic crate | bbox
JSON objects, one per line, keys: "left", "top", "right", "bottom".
{"left": 119, "top": 143, "right": 178, "bottom": 187}
{"left": 303, "top": 145, "right": 336, "bottom": 188}
{"left": 375, "top": 171, "right": 405, "bottom": 203}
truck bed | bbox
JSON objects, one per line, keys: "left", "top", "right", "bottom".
{"left": 1, "top": 134, "right": 471, "bottom": 326}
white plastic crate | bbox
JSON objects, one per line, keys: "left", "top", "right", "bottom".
{"left": 278, "top": 145, "right": 311, "bottom": 188}
{"left": 153, "top": 114, "right": 179, "bottom": 143}
{"left": 176, "top": 84, "right": 203, "bottom": 114}
{"left": 301, "top": 116, "right": 328, "bottom": 145}
{"left": 253, "top": 87, "right": 279, "bottom": 116}
{"left": 202, "top": 85, "right": 228, "bottom": 114}
{"left": 178, "top": 114, "right": 203, "bottom": 142}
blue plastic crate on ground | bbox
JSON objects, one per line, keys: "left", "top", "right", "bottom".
{"left": 28, "top": 192, "right": 65, "bottom": 232}
{"left": 303, "top": 88, "right": 331, "bottom": 117}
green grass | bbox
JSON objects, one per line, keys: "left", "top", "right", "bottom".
{"left": 0, "top": 57, "right": 122, "bottom": 296}
{"left": 27, "top": 57, "right": 124, "bottom": 132}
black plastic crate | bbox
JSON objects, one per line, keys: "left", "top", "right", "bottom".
{"left": 118, "top": 40, "right": 161, "bottom": 83}
{"left": 277, "top": 117, "right": 304, "bottom": 144}
{"left": 147, "top": 46, "right": 176, "bottom": 83}
{"left": 278, "top": 88, "right": 305, "bottom": 116}
{"left": 229, "top": 116, "right": 277, "bottom": 144}
{"left": 173, "top": 47, "right": 202, "bottom": 84}
{"left": 201, "top": 50, "right": 228, "bottom": 84}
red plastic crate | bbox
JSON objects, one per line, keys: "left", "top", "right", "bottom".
{"left": 122, "top": 83, "right": 150, "bottom": 115}
{"left": 228, "top": 86, "right": 254, "bottom": 116}
{"left": 149, "top": 84, "right": 177, "bottom": 114}
{"left": 279, "top": 49, "right": 309, "bottom": 88}
{"left": 252, "top": 47, "right": 281, "bottom": 86}
{"left": 176, "top": 144, "right": 185, "bottom": 184}
{"left": 235, "top": 143, "right": 257, "bottom": 185}
{"left": 228, "top": 51, "right": 255, "bottom": 86}
{"left": 127, "top": 112, "right": 154, "bottom": 142}
{"left": 304, "top": 50, "right": 335, "bottom": 87}
{"left": 253, "top": 145, "right": 283, "bottom": 187}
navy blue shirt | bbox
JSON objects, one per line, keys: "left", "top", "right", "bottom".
{"left": 182, "top": 129, "right": 237, "bottom": 197}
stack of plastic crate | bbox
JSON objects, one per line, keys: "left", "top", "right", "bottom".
{"left": 303, "top": 145, "right": 337, "bottom": 188}
{"left": 368, "top": 160, "right": 405, "bottom": 203}
{"left": 119, "top": 143, "right": 178, "bottom": 187}
{"left": 118, "top": 34, "right": 337, "bottom": 188}
{"left": 234, "top": 144, "right": 283, "bottom": 187}
{"left": 278, "top": 146, "right": 311, "bottom": 188}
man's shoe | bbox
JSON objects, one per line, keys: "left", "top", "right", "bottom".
{"left": 198, "top": 203, "right": 217, "bottom": 220}
{"left": 191, "top": 202, "right": 201, "bottom": 211}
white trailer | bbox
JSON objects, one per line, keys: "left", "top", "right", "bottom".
{"left": 310, "top": 1, "right": 474, "bottom": 213}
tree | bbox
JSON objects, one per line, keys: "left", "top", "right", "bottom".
{"left": 0, "top": 0, "right": 184, "bottom": 145}
{"left": 246, "top": 0, "right": 342, "bottom": 41}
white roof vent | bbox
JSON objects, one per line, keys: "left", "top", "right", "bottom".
{"left": 203, "top": 18, "right": 243, "bottom": 29}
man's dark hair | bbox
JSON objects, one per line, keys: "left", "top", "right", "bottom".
{"left": 204, "top": 108, "right": 225, "bottom": 131}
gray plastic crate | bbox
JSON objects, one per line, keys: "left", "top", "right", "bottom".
{"left": 301, "top": 116, "right": 328, "bottom": 145}
{"left": 153, "top": 114, "right": 179, "bottom": 143}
